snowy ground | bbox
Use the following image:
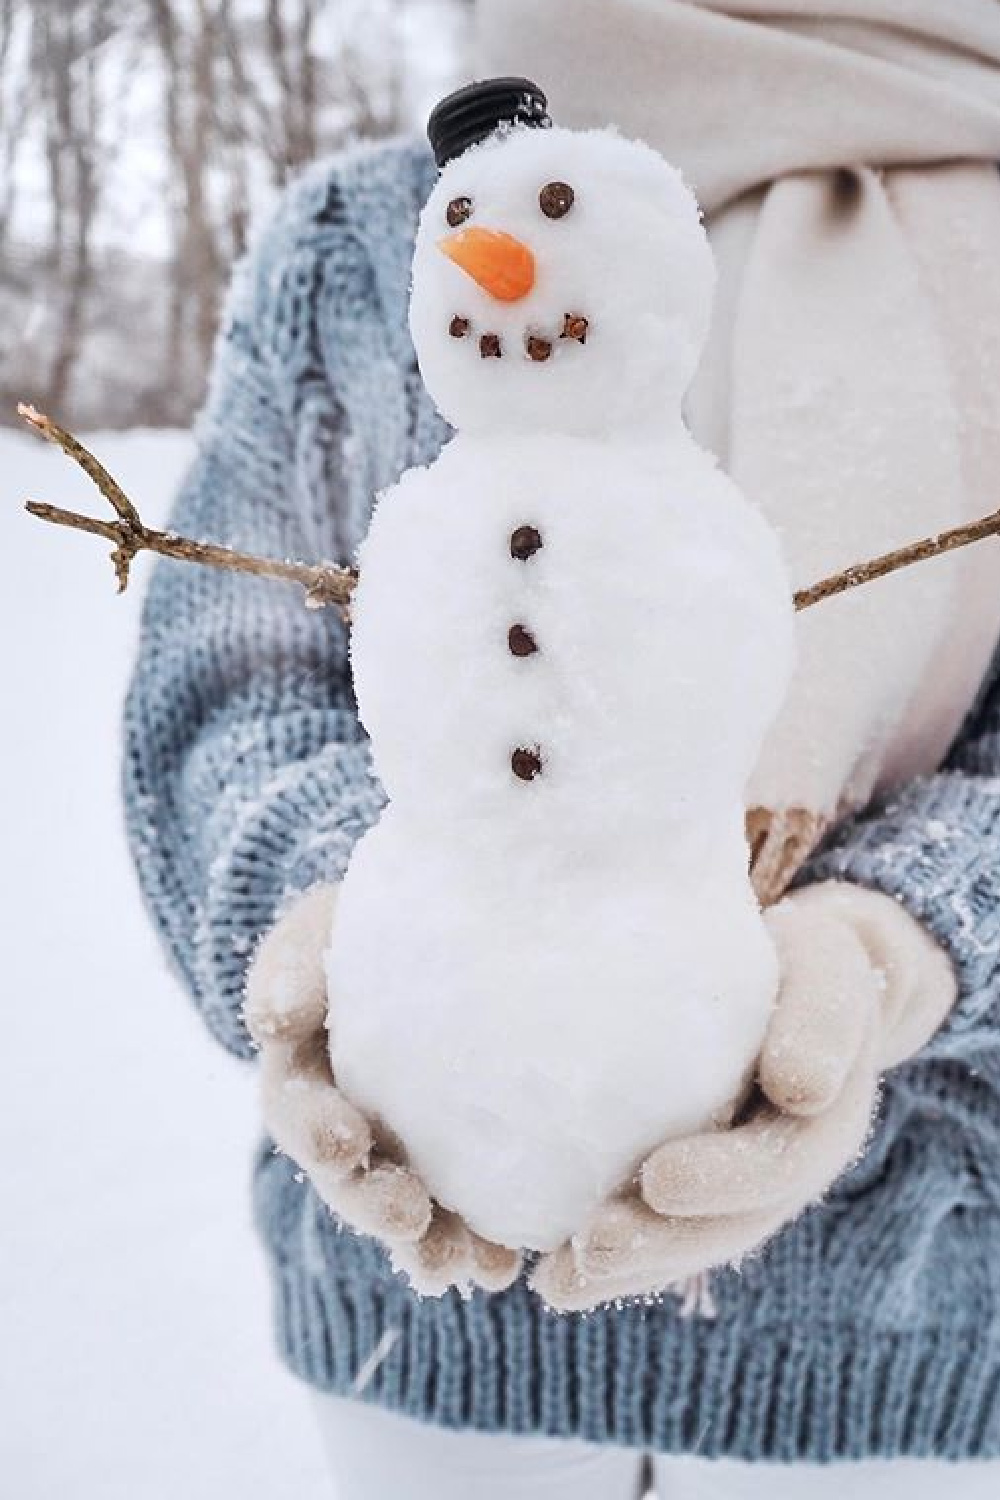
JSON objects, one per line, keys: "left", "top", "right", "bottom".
{"left": 0, "top": 429, "right": 330, "bottom": 1497}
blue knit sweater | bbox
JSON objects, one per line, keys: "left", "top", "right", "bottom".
{"left": 123, "top": 138, "right": 1000, "bottom": 1461}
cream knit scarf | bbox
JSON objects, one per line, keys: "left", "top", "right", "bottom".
{"left": 478, "top": 0, "right": 1000, "bottom": 891}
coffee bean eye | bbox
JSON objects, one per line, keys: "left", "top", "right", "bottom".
{"left": 446, "top": 195, "right": 473, "bottom": 227}
{"left": 539, "top": 181, "right": 574, "bottom": 219}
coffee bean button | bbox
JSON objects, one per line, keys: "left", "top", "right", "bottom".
{"left": 510, "top": 525, "right": 543, "bottom": 560}
{"left": 508, "top": 624, "right": 538, "bottom": 657}
{"left": 511, "top": 747, "right": 542, "bottom": 781}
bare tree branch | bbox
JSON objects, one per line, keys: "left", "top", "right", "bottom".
{"left": 46, "top": 3, "right": 102, "bottom": 410}
{"left": 216, "top": 0, "right": 276, "bottom": 164}
{"left": 792, "top": 512, "right": 1000, "bottom": 611}
{"left": 20, "top": 402, "right": 139, "bottom": 523}
{"left": 0, "top": 0, "right": 32, "bottom": 255}
{"left": 17, "top": 403, "right": 357, "bottom": 609}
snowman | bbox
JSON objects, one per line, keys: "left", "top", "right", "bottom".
{"left": 326, "top": 80, "right": 796, "bottom": 1254}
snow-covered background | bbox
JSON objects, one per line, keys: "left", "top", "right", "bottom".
{"left": 1, "top": 4, "right": 468, "bottom": 1494}
{"left": 0, "top": 0, "right": 470, "bottom": 429}
{"left": 0, "top": 429, "right": 339, "bottom": 1496}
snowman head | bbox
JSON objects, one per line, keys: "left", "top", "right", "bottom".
{"left": 410, "top": 118, "right": 716, "bottom": 439}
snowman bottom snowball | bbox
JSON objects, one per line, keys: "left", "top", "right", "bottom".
{"left": 328, "top": 820, "right": 780, "bottom": 1253}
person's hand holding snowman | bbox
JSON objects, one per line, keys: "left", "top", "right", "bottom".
{"left": 532, "top": 876, "right": 956, "bottom": 1311}
{"left": 246, "top": 869, "right": 956, "bottom": 1313}
{"left": 244, "top": 882, "right": 524, "bottom": 1297}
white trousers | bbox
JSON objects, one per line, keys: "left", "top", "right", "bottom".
{"left": 314, "top": 1395, "right": 1000, "bottom": 1499}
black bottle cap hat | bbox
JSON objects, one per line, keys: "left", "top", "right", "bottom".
{"left": 427, "top": 77, "right": 550, "bottom": 169}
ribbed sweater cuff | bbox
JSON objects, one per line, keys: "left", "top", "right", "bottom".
{"left": 803, "top": 771, "right": 1000, "bottom": 1028}
{"left": 266, "top": 1235, "right": 1000, "bottom": 1459}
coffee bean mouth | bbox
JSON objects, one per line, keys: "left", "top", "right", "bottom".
{"left": 445, "top": 314, "right": 590, "bottom": 362}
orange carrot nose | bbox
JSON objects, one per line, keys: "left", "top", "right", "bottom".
{"left": 438, "top": 227, "right": 536, "bottom": 302}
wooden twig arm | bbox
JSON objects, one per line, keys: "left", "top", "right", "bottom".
{"left": 18, "top": 404, "right": 357, "bottom": 612}
{"left": 792, "top": 508, "right": 1000, "bottom": 611}
{"left": 15, "top": 403, "right": 1000, "bottom": 615}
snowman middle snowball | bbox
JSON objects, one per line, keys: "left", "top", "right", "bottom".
{"left": 326, "top": 124, "right": 795, "bottom": 1256}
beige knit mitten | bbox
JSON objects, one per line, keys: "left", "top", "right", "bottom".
{"left": 248, "top": 881, "right": 954, "bottom": 1308}
{"left": 244, "top": 883, "right": 521, "bottom": 1296}
{"left": 532, "top": 880, "right": 956, "bottom": 1312}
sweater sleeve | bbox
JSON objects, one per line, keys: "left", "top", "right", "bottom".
{"left": 123, "top": 178, "right": 385, "bottom": 1059}
{"left": 803, "top": 659, "right": 1000, "bottom": 1042}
